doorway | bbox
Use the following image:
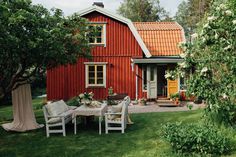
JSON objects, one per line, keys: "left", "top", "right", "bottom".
{"left": 157, "top": 65, "right": 167, "bottom": 97}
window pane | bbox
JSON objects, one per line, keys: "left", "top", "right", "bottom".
{"left": 180, "top": 77, "right": 187, "bottom": 90}
{"left": 97, "top": 66, "right": 103, "bottom": 71}
{"left": 97, "top": 72, "right": 103, "bottom": 77}
{"left": 89, "top": 79, "right": 95, "bottom": 84}
{"left": 89, "top": 37, "right": 95, "bottom": 43}
{"left": 97, "top": 31, "right": 102, "bottom": 36}
{"left": 96, "top": 38, "right": 102, "bottom": 43}
{"left": 89, "top": 66, "right": 95, "bottom": 72}
{"left": 96, "top": 26, "right": 102, "bottom": 32}
{"left": 89, "top": 72, "right": 95, "bottom": 77}
{"left": 150, "top": 67, "right": 155, "bottom": 81}
{"left": 97, "top": 79, "right": 103, "bottom": 84}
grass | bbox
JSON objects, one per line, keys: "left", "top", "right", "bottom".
{"left": 0, "top": 98, "right": 235, "bottom": 157}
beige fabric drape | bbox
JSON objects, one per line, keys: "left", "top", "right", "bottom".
{"left": 2, "top": 84, "right": 43, "bottom": 132}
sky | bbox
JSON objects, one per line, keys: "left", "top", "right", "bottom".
{"left": 31, "top": 0, "right": 184, "bottom": 17}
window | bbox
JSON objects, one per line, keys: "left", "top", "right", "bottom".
{"left": 150, "top": 67, "right": 155, "bottom": 81}
{"left": 87, "top": 24, "right": 106, "bottom": 45}
{"left": 85, "top": 63, "right": 107, "bottom": 88}
{"left": 180, "top": 76, "right": 187, "bottom": 90}
{"left": 142, "top": 66, "right": 147, "bottom": 91}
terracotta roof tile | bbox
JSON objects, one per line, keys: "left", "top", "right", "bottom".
{"left": 133, "top": 22, "right": 185, "bottom": 56}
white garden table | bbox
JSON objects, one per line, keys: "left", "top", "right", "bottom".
{"left": 72, "top": 103, "right": 108, "bottom": 135}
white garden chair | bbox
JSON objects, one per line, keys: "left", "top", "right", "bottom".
{"left": 105, "top": 96, "right": 130, "bottom": 133}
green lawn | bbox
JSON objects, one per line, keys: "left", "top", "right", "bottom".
{"left": 0, "top": 98, "right": 235, "bottom": 157}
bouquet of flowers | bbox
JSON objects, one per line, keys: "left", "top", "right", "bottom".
{"left": 78, "top": 92, "right": 94, "bottom": 105}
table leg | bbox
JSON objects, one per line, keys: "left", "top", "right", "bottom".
{"left": 99, "top": 116, "right": 102, "bottom": 135}
{"left": 74, "top": 116, "right": 77, "bottom": 135}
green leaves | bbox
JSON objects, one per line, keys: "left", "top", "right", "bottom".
{"left": 174, "top": 0, "right": 236, "bottom": 125}
{"left": 0, "top": 0, "right": 91, "bottom": 98}
{"left": 117, "top": 0, "right": 170, "bottom": 22}
{"left": 162, "top": 122, "right": 232, "bottom": 155}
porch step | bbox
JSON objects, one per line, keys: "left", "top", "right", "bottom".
{"left": 156, "top": 98, "right": 172, "bottom": 103}
{"left": 156, "top": 98, "right": 178, "bottom": 107}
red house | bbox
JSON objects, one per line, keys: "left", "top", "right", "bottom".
{"left": 47, "top": 4, "right": 185, "bottom": 101}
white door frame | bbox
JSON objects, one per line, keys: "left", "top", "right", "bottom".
{"left": 147, "top": 65, "right": 157, "bottom": 99}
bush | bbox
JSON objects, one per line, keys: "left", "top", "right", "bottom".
{"left": 66, "top": 96, "right": 80, "bottom": 106}
{"left": 162, "top": 122, "right": 232, "bottom": 155}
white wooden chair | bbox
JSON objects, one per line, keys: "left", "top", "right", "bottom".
{"left": 43, "top": 100, "right": 76, "bottom": 137}
{"left": 105, "top": 96, "right": 130, "bottom": 133}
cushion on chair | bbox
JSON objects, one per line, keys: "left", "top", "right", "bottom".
{"left": 47, "top": 117, "right": 61, "bottom": 124}
{"left": 59, "top": 109, "right": 74, "bottom": 117}
{"left": 46, "top": 100, "right": 69, "bottom": 116}
{"left": 108, "top": 102, "right": 124, "bottom": 120}
{"left": 68, "top": 106, "right": 77, "bottom": 110}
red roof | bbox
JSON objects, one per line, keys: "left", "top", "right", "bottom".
{"left": 133, "top": 22, "right": 185, "bottom": 56}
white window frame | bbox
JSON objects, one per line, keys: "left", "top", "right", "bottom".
{"left": 85, "top": 62, "right": 107, "bottom": 88}
{"left": 88, "top": 22, "right": 106, "bottom": 47}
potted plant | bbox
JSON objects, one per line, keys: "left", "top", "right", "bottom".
{"left": 170, "top": 93, "right": 180, "bottom": 106}
{"left": 139, "top": 97, "right": 147, "bottom": 106}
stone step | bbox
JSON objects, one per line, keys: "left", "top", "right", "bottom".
{"left": 156, "top": 99, "right": 173, "bottom": 104}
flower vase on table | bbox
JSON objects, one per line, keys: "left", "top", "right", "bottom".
{"left": 79, "top": 92, "right": 94, "bottom": 107}
{"left": 81, "top": 98, "right": 91, "bottom": 106}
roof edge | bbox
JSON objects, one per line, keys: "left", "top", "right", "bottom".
{"left": 77, "top": 6, "right": 152, "bottom": 58}
{"left": 175, "top": 22, "right": 186, "bottom": 43}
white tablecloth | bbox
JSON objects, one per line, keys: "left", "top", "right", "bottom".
{"left": 72, "top": 103, "right": 108, "bottom": 118}
{"left": 73, "top": 103, "right": 108, "bottom": 134}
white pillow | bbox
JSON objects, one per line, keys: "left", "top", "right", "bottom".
{"left": 109, "top": 102, "right": 124, "bottom": 120}
{"left": 46, "top": 100, "right": 69, "bottom": 116}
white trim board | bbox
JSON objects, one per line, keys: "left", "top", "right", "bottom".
{"left": 77, "top": 6, "right": 152, "bottom": 58}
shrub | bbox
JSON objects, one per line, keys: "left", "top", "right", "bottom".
{"left": 162, "top": 122, "right": 232, "bottom": 155}
{"left": 66, "top": 96, "right": 80, "bottom": 106}
{"left": 170, "top": 93, "right": 180, "bottom": 100}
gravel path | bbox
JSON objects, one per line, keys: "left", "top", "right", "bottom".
{"left": 128, "top": 102, "right": 204, "bottom": 114}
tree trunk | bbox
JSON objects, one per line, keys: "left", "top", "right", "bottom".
{"left": 2, "top": 84, "right": 43, "bottom": 132}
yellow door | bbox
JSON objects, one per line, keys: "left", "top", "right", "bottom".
{"left": 167, "top": 79, "right": 179, "bottom": 98}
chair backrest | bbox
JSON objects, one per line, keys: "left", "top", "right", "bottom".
{"left": 45, "top": 100, "right": 69, "bottom": 117}
{"left": 121, "top": 96, "right": 130, "bottom": 122}
{"left": 43, "top": 105, "right": 49, "bottom": 121}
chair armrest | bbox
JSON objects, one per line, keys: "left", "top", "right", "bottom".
{"left": 47, "top": 115, "right": 65, "bottom": 118}
{"left": 105, "top": 112, "right": 122, "bottom": 115}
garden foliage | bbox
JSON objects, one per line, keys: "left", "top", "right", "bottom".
{"left": 175, "top": 0, "right": 236, "bottom": 125}
{"left": 0, "top": 0, "right": 91, "bottom": 99}
{"left": 162, "top": 122, "right": 232, "bottom": 155}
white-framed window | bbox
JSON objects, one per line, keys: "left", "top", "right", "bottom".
{"left": 85, "top": 62, "right": 107, "bottom": 88}
{"left": 179, "top": 76, "right": 187, "bottom": 90}
{"left": 87, "top": 23, "right": 106, "bottom": 46}
{"left": 142, "top": 65, "right": 147, "bottom": 91}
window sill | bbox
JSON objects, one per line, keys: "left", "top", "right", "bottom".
{"left": 89, "top": 43, "right": 106, "bottom": 47}
{"left": 86, "top": 86, "right": 106, "bottom": 89}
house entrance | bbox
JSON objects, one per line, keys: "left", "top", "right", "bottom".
{"left": 157, "top": 65, "right": 167, "bottom": 97}
{"left": 146, "top": 64, "right": 178, "bottom": 99}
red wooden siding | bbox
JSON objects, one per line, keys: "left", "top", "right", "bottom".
{"left": 83, "top": 12, "right": 143, "bottom": 57}
{"left": 47, "top": 57, "right": 141, "bottom": 100}
{"left": 47, "top": 11, "right": 144, "bottom": 101}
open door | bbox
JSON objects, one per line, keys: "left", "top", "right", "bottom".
{"left": 147, "top": 66, "right": 157, "bottom": 99}
{"left": 167, "top": 79, "right": 179, "bottom": 98}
